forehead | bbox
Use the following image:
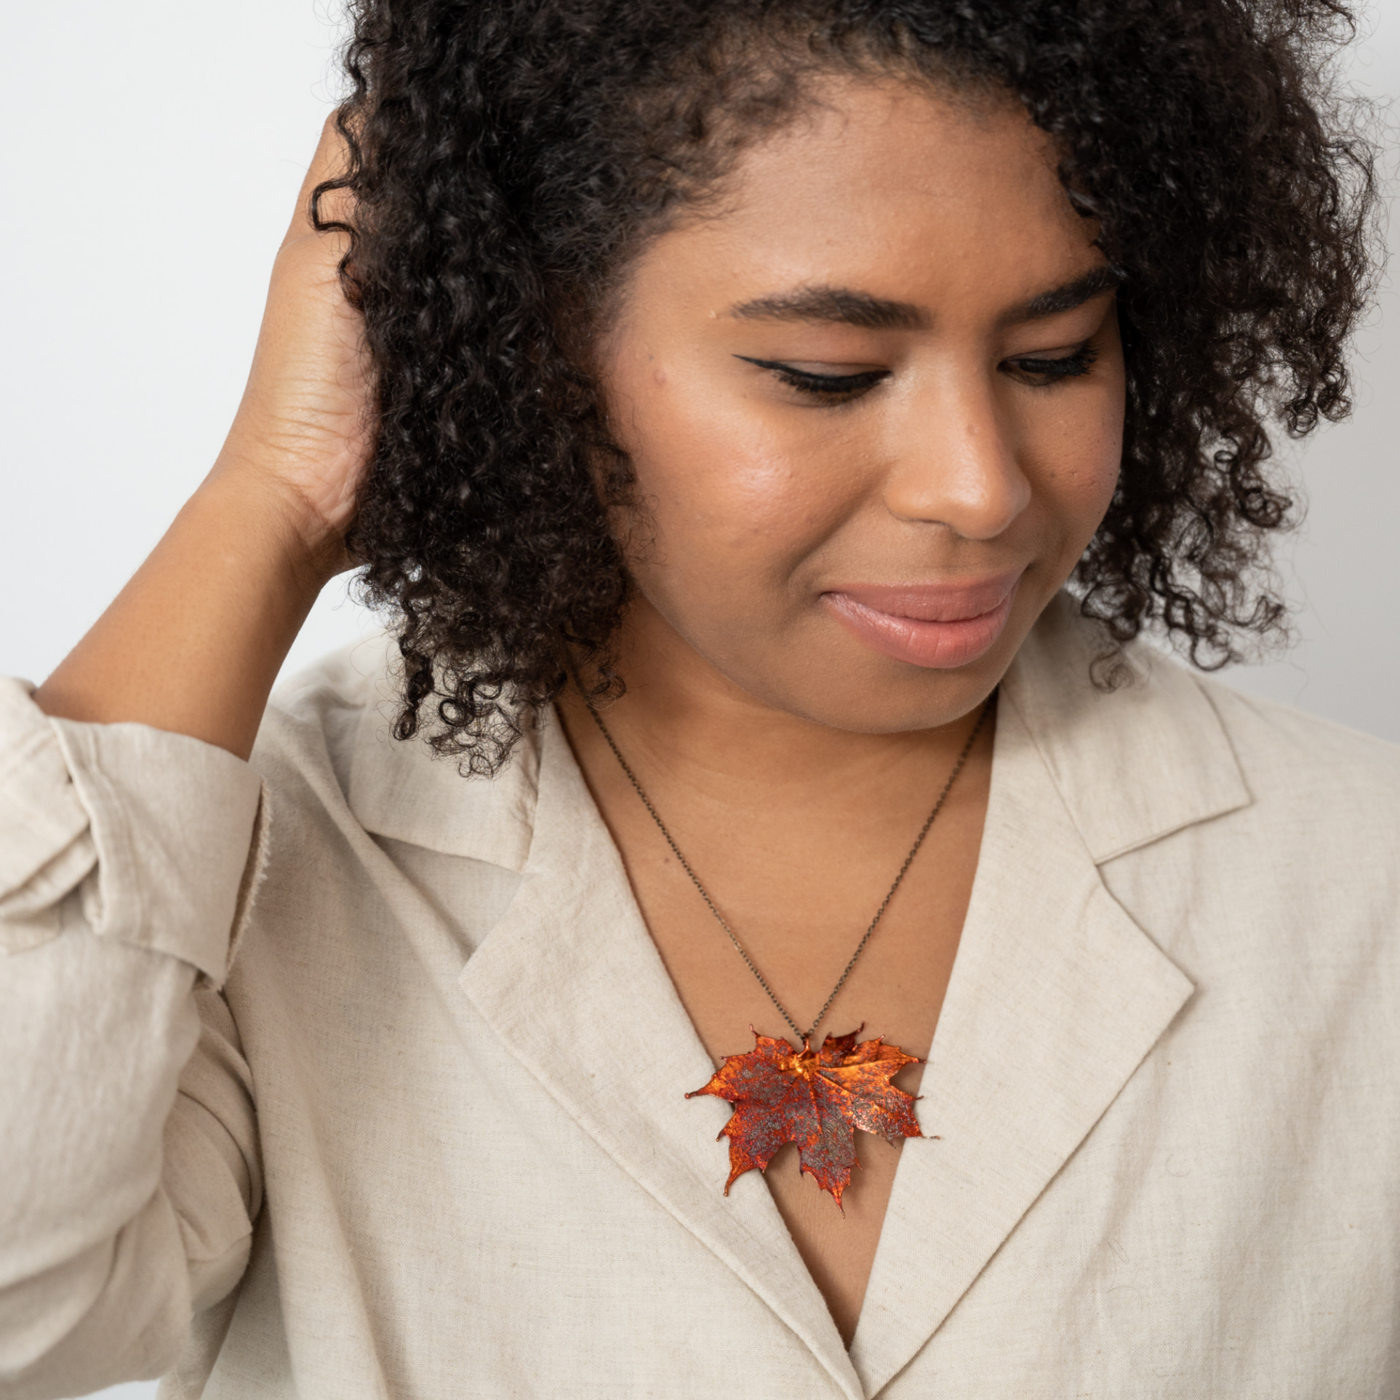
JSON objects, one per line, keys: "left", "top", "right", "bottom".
{"left": 633, "top": 78, "right": 1098, "bottom": 322}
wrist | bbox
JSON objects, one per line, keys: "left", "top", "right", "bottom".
{"left": 202, "top": 452, "right": 352, "bottom": 599}
{"left": 35, "top": 462, "right": 344, "bottom": 756}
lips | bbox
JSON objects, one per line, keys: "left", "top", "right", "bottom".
{"left": 822, "top": 567, "right": 1025, "bottom": 670}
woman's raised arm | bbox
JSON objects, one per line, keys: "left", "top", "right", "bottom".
{"left": 0, "top": 122, "right": 374, "bottom": 1399}
{"left": 34, "top": 117, "right": 372, "bottom": 760}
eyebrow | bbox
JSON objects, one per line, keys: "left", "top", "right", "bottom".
{"left": 729, "top": 287, "right": 928, "bottom": 330}
{"left": 727, "top": 266, "right": 1121, "bottom": 332}
{"left": 1010, "top": 266, "right": 1122, "bottom": 323}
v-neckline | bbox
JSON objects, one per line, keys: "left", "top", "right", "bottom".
{"left": 454, "top": 657, "right": 1197, "bottom": 1397}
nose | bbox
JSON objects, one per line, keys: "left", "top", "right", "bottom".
{"left": 881, "top": 375, "right": 1031, "bottom": 540}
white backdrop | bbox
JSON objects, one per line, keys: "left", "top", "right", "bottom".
{"left": 2, "top": 3, "right": 1398, "bottom": 740}
{"left": 0, "top": 4, "right": 1395, "bottom": 1398}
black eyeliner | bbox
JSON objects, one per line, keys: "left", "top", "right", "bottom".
{"left": 733, "top": 354, "right": 889, "bottom": 395}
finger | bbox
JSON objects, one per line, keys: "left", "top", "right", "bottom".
{"left": 283, "top": 112, "right": 356, "bottom": 249}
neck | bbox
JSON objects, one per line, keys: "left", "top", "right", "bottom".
{"left": 557, "top": 595, "right": 989, "bottom": 813}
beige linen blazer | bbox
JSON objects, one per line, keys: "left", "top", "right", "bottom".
{"left": 2, "top": 595, "right": 1399, "bottom": 1400}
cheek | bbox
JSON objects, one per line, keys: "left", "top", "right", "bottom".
{"left": 1028, "top": 378, "right": 1125, "bottom": 546}
{"left": 622, "top": 384, "right": 861, "bottom": 572}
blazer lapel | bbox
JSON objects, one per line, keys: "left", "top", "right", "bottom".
{"left": 848, "top": 600, "right": 1250, "bottom": 1396}
{"left": 457, "top": 712, "right": 864, "bottom": 1400}
{"left": 848, "top": 690, "right": 1195, "bottom": 1394}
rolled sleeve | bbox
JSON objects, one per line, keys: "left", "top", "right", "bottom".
{"left": 0, "top": 678, "right": 266, "bottom": 984}
{"left": 0, "top": 679, "right": 267, "bottom": 1396}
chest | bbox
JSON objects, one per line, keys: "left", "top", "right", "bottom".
{"left": 227, "top": 830, "right": 1400, "bottom": 1399}
{"left": 591, "top": 783, "right": 987, "bottom": 1343}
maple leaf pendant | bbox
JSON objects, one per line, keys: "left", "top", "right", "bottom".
{"left": 686, "top": 1026, "right": 924, "bottom": 1208}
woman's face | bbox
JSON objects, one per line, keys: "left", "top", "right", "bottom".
{"left": 600, "top": 78, "right": 1124, "bottom": 731}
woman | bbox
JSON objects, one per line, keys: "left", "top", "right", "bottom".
{"left": 1, "top": 0, "right": 1394, "bottom": 1396}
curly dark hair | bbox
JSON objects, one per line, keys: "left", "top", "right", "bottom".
{"left": 318, "top": 0, "right": 1377, "bottom": 771}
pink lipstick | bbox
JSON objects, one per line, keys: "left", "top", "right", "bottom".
{"left": 822, "top": 568, "right": 1024, "bottom": 669}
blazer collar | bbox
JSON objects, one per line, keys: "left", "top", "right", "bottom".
{"left": 345, "top": 639, "right": 541, "bottom": 874}
{"left": 999, "top": 592, "right": 1250, "bottom": 862}
{"left": 344, "top": 593, "right": 1249, "bottom": 874}
{"left": 345, "top": 598, "right": 1248, "bottom": 1396}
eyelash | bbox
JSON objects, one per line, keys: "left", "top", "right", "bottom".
{"left": 736, "top": 345, "right": 1099, "bottom": 403}
{"left": 1006, "top": 345, "right": 1099, "bottom": 386}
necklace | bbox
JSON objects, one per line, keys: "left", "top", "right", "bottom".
{"left": 583, "top": 690, "right": 995, "bottom": 1206}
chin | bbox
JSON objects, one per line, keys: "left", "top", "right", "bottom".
{"left": 721, "top": 631, "right": 1020, "bottom": 735}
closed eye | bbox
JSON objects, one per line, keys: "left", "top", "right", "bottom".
{"left": 1002, "top": 343, "right": 1098, "bottom": 385}
{"left": 735, "top": 355, "right": 890, "bottom": 402}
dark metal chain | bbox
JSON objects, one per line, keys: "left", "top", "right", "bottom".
{"left": 584, "top": 691, "right": 996, "bottom": 1045}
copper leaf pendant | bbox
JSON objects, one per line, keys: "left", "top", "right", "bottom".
{"left": 686, "top": 1026, "right": 923, "bottom": 1208}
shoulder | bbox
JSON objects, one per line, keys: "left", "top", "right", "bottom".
{"left": 249, "top": 633, "right": 541, "bottom": 870}
{"left": 1005, "top": 593, "right": 1400, "bottom": 867}
{"left": 1007, "top": 604, "right": 1400, "bottom": 988}
{"left": 1100, "top": 649, "right": 1400, "bottom": 944}
{"left": 1196, "top": 671, "right": 1400, "bottom": 806}
{"left": 1190, "top": 671, "right": 1400, "bottom": 862}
